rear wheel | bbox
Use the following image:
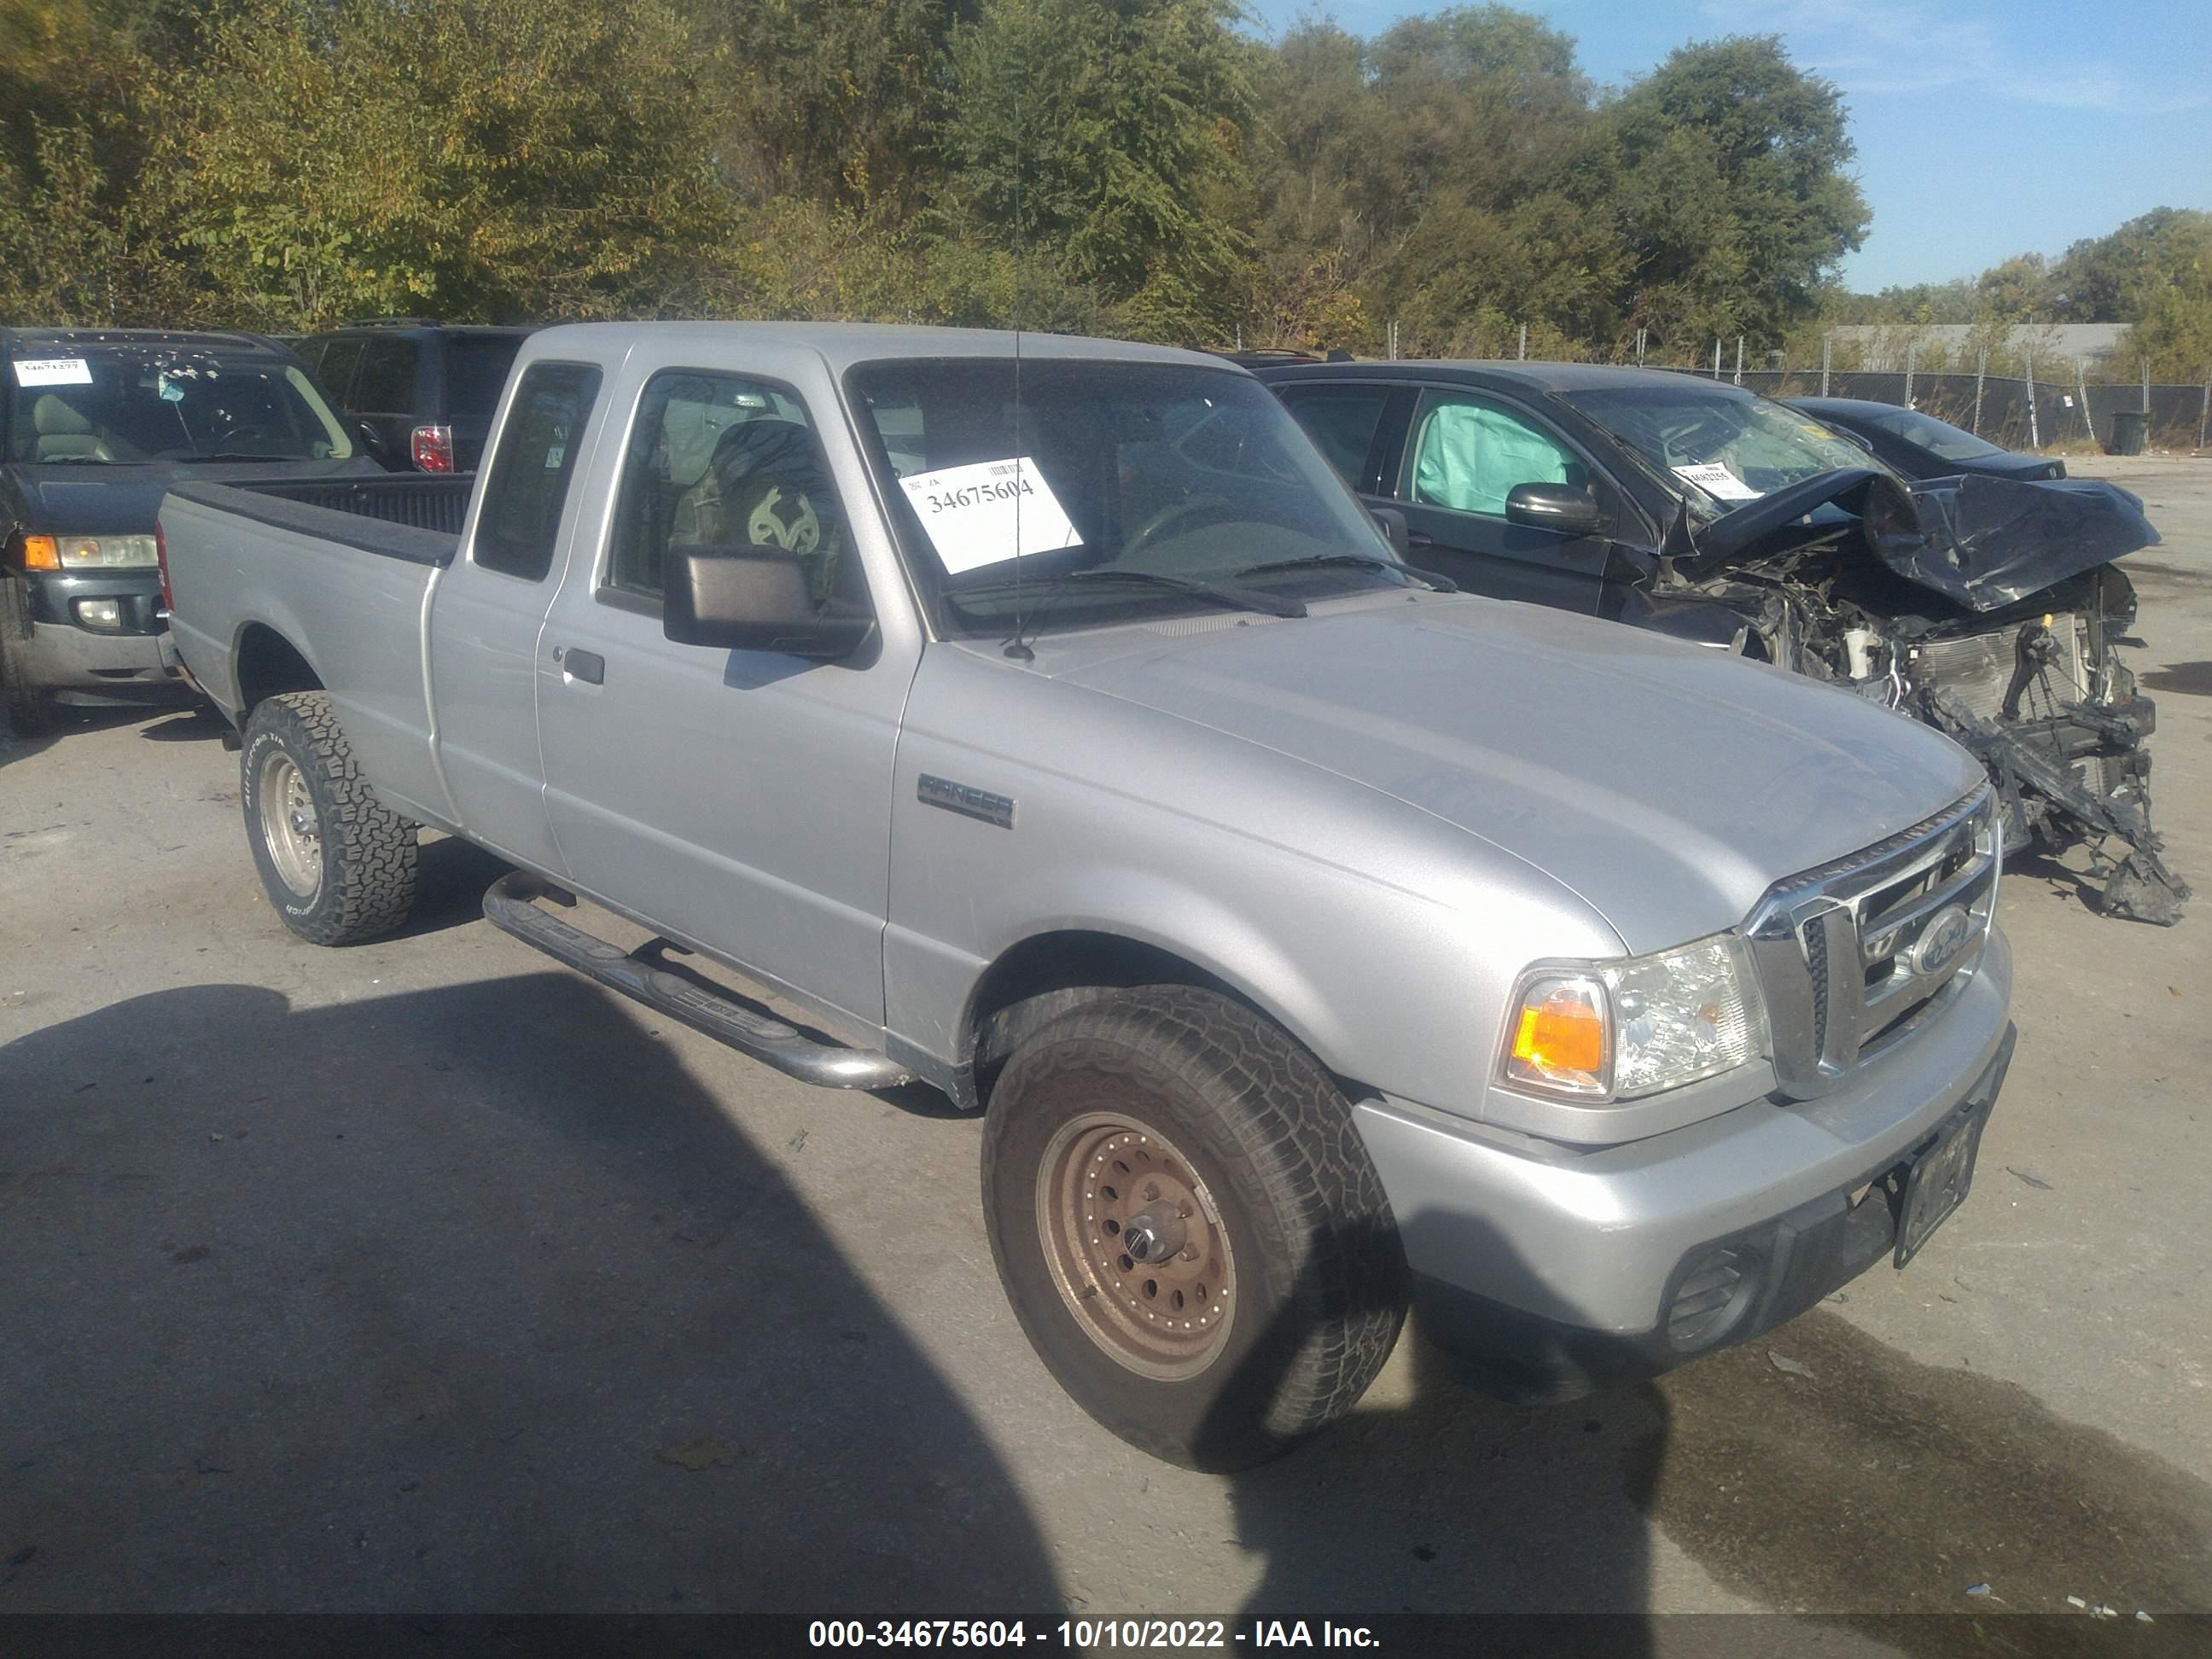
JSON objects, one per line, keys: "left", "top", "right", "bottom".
{"left": 240, "top": 690, "right": 417, "bottom": 944}
{"left": 981, "top": 987, "right": 1407, "bottom": 1470}
{"left": 0, "top": 579, "right": 55, "bottom": 736}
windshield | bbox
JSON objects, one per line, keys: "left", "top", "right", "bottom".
{"left": 845, "top": 358, "right": 1409, "bottom": 638}
{"left": 1855, "top": 405, "right": 2008, "bottom": 463}
{"left": 1563, "top": 383, "right": 1892, "bottom": 517}
{"left": 6, "top": 345, "right": 354, "bottom": 465}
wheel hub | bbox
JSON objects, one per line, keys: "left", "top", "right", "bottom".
{"left": 257, "top": 750, "right": 323, "bottom": 900}
{"left": 1037, "top": 1115, "right": 1235, "bottom": 1379}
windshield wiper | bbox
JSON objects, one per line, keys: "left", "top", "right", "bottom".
{"left": 1233, "top": 551, "right": 1457, "bottom": 592}
{"left": 969, "top": 568, "right": 1307, "bottom": 620}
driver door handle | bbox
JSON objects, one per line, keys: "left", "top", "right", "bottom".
{"left": 1406, "top": 529, "right": 1435, "bottom": 548}
{"left": 554, "top": 645, "right": 604, "bottom": 685}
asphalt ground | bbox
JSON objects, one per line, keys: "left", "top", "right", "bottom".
{"left": 3, "top": 457, "right": 2209, "bottom": 1640}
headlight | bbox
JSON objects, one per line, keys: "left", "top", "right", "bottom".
{"left": 1500, "top": 934, "right": 1761, "bottom": 1103}
{"left": 57, "top": 534, "right": 160, "bottom": 569}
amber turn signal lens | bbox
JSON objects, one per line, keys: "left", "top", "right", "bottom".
{"left": 1505, "top": 975, "right": 1610, "bottom": 1095}
{"left": 20, "top": 533, "right": 60, "bottom": 571}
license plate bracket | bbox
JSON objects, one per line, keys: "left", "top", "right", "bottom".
{"left": 1895, "top": 1101, "right": 1989, "bottom": 1267}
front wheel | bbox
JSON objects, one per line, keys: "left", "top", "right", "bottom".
{"left": 981, "top": 987, "right": 1407, "bottom": 1470}
{"left": 240, "top": 690, "right": 417, "bottom": 944}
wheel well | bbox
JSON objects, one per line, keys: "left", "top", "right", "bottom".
{"left": 963, "top": 931, "right": 1242, "bottom": 1105}
{"left": 235, "top": 624, "right": 322, "bottom": 715}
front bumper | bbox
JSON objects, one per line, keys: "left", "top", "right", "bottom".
{"left": 1354, "top": 926, "right": 2015, "bottom": 1396}
{"left": 19, "top": 571, "right": 186, "bottom": 703}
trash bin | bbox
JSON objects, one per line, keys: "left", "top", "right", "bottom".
{"left": 2108, "top": 409, "right": 2150, "bottom": 456}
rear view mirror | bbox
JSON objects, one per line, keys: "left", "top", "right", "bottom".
{"left": 663, "top": 548, "right": 874, "bottom": 660}
{"left": 1505, "top": 482, "right": 1606, "bottom": 537}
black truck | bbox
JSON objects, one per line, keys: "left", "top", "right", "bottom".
{"left": 1, "top": 329, "right": 380, "bottom": 734}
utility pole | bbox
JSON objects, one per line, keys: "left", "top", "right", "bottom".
{"left": 1904, "top": 341, "right": 1915, "bottom": 407}
{"left": 1712, "top": 338, "right": 1722, "bottom": 380}
{"left": 1821, "top": 331, "right": 1831, "bottom": 397}
{"left": 1972, "top": 350, "right": 1987, "bottom": 435}
{"left": 2024, "top": 346, "right": 2040, "bottom": 449}
{"left": 1518, "top": 322, "right": 1528, "bottom": 361}
{"left": 2076, "top": 358, "right": 2095, "bottom": 448}
{"left": 1732, "top": 335, "right": 1743, "bottom": 385}
{"left": 2200, "top": 375, "right": 2209, "bottom": 451}
{"left": 1635, "top": 327, "right": 1646, "bottom": 366}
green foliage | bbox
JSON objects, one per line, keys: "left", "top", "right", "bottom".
{"left": 937, "top": 0, "right": 1252, "bottom": 341}
{"left": 161, "top": 0, "right": 740, "bottom": 329}
{"left": 1602, "top": 36, "right": 1868, "bottom": 346}
{"left": 0, "top": 1, "right": 1895, "bottom": 361}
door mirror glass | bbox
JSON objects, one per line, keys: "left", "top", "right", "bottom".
{"left": 663, "top": 547, "right": 874, "bottom": 660}
{"left": 1504, "top": 481, "right": 1606, "bottom": 536}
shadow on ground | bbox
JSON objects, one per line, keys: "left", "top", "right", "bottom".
{"left": 0, "top": 977, "right": 1060, "bottom": 1612}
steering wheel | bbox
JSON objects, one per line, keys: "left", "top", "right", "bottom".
{"left": 1122, "top": 493, "right": 1237, "bottom": 562}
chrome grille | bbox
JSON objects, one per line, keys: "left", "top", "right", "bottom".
{"left": 1746, "top": 788, "right": 2000, "bottom": 1099}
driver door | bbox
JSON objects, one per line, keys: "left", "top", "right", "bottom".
{"left": 533, "top": 364, "right": 911, "bottom": 1029}
{"left": 1389, "top": 389, "right": 1619, "bottom": 615}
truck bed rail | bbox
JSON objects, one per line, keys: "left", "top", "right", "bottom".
{"left": 163, "top": 476, "right": 466, "bottom": 568}
{"left": 230, "top": 473, "right": 475, "bottom": 537}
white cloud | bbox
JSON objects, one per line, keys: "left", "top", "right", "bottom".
{"left": 1697, "top": 0, "right": 2206, "bottom": 114}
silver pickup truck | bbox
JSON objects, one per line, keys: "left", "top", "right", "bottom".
{"left": 162, "top": 323, "right": 2017, "bottom": 1470}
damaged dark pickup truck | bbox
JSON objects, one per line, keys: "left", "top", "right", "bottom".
{"left": 1260, "top": 361, "right": 2186, "bottom": 924}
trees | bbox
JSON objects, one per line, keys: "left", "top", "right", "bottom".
{"left": 936, "top": 0, "right": 1253, "bottom": 341}
{"left": 162, "top": 0, "right": 738, "bottom": 329}
{"left": 1601, "top": 36, "right": 1868, "bottom": 348}
{"left": 0, "top": 2, "right": 1897, "bottom": 358}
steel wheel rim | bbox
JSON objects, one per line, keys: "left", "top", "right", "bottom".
{"left": 1036, "top": 1112, "right": 1236, "bottom": 1380}
{"left": 257, "top": 750, "right": 322, "bottom": 900}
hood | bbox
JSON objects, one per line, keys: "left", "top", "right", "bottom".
{"left": 5, "top": 457, "right": 380, "bottom": 536}
{"left": 1045, "top": 596, "right": 1986, "bottom": 952}
{"left": 1688, "top": 465, "right": 2160, "bottom": 613}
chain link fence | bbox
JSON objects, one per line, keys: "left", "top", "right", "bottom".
{"left": 1662, "top": 365, "right": 2210, "bottom": 453}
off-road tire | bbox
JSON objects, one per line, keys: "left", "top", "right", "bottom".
{"left": 240, "top": 690, "right": 417, "bottom": 944}
{"left": 981, "top": 986, "right": 1407, "bottom": 1470}
{"left": 0, "top": 579, "right": 55, "bottom": 736}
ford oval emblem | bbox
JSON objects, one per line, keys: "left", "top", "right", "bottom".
{"left": 1909, "top": 905, "right": 1974, "bottom": 978}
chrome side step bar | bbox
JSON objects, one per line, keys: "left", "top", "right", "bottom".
{"left": 482, "top": 871, "right": 915, "bottom": 1091}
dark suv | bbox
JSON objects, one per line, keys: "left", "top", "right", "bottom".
{"left": 2, "top": 327, "right": 375, "bottom": 733}
{"left": 295, "top": 319, "right": 532, "bottom": 474}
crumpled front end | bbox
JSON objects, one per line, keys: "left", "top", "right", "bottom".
{"left": 1660, "top": 477, "right": 2186, "bottom": 925}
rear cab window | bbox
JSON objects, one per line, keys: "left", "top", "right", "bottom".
{"left": 470, "top": 362, "right": 602, "bottom": 581}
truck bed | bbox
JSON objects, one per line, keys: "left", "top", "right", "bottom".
{"left": 160, "top": 475, "right": 470, "bottom": 829}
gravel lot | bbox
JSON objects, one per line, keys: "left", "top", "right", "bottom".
{"left": 3, "top": 457, "right": 2209, "bottom": 1630}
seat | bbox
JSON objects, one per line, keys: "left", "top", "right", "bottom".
{"left": 669, "top": 418, "right": 843, "bottom": 602}
{"left": 31, "top": 394, "right": 115, "bottom": 463}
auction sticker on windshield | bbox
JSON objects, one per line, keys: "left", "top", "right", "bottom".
{"left": 899, "top": 457, "right": 1083, "bottom": 574}
{"left": 12, "top": 358, "right": 94, "bottom": 387}
{"left": 1672, "top": 462, "right": 1761, "bottom": 502}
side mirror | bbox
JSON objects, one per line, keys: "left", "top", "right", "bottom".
{"left": 1505, "top": 481, "right": 1606, "bottom": 537}
{"left": 1371, "top": 506, "right": 1410, "bottom": 555}
{"left": 663, "top": 547, "right": 874, "bottom": 660}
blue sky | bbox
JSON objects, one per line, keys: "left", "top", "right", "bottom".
{"left": 1243, "top": 0, "right": 2212, "bottom": 292}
